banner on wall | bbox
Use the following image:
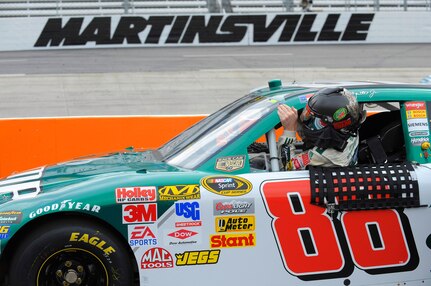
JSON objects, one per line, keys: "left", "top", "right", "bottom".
{"left": 0, "top": 12, "right": 430, "bottom": 51}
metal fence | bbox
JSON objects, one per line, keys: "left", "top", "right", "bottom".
{"left": 0, "top": 0, "right": 429, "bottom": 17}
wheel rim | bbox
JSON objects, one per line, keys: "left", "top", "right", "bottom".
{"left": 37, "top": 248, "right": 109, "bottom": 286}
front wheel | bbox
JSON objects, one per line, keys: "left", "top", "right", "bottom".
{"left": 8, "top": 217, "right": 135, "bottom": 286}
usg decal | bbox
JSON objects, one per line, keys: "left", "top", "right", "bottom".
{"left": 175, "top": 250, "right": 221, "bottom": 266}
{"left": 202, "top": 176, "right": 252, "bottom": 197}
{"left": 34, "top": 13, "right": 374, "bottom": 47}
{"left": 141, "top": 247, "right": 174, "bottom": 269}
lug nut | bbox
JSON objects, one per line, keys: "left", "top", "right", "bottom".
{"left": 56, "top": 270, "right": 63, "bottom": 277}
{"left": 65, "top": 261, "right": 72, "bottom": 268}
{"left": 77, "top": 265, "right": 84, "bottom": 273}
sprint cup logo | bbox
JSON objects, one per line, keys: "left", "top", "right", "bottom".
{"left": 141, "top": 247, "right": 174, "bottom": 269}
{"left": 215, "top": 216, "right": 255, "bottom": 232}
{"left": 176, "top": 250, "right": 221, "bottom": 266}
{"left": 115, "top": 186, "right": 156, "bottom": 203}
{"left": 158, "top": 185, "right": 200, "bottom": 201}
{"left": 201, "top": 176, "right": 252, "bottom": 197}
{"left": 210, "top": 233, "right": 255, "bottom": 248}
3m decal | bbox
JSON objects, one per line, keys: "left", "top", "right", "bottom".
{"left": 141, "top": 247, "right": 174, "bottom": 269}
{"left": 122, "top": 203, "right": 157, "bottom": 224}
{"left": 35, "top": 14, "right": 374, "bottom": 47}
{"left": 215, "top": 156, "right": 245, "bottom": 172}
{"left": 0, "top": 211, "right": 22, "bottom": 224}
{"left": 0, "top": 226, "right": 10, "bottom": 239}
{"left": 176, "top": 250, "right": 220, "bottom": 266}
{"left": 158, "top": 185, "right": 200, "bottom": 201}
{"left": 215, "top": 216, "right": 255, "bottom": 232}
{"left": 69, "top": 232, "right": 116, "bottom": 256}
{"left": 260, "top": 179, "right": 419, "bottom": 280}
{"left": 210, "top": 233, "right": 255, "bottom": 248}
{"left": 128, "top": 225, "right": 158, "bottom": 247}
{"left": 202, "top": 176, "right": 252, "bottom": 197}
{"left": 115, "top": 186, "right": 156, "bottom": 203}
{"left": 29, "top": 200, "right": 101, "bottom": 219}
{"left": 213, "top": 198, "right": 254, "bottom": 215}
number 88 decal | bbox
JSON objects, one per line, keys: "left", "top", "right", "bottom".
{"left": 260, "top": 179, "right": 419, "bottom": 281}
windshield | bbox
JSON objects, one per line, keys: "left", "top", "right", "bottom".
{"left": 159, "top": 92, "right": 277, "bottom": 169}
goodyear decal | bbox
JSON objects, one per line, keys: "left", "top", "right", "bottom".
{"left": 215, "top": 215, "right": 255, "bottom": 232}
{"left": 69, "top": 232, "right": 116, "bottom": 255}
{"left": 215, "top": 156, "right": 245, "bottom": 172}
{"left": 0, "top": 211, "right": 22, "bottom": 224}
{"left": 202, "top": 176, "right": 252, "bottom": 197}
{"left": 210, "top": 233, "right": 255, "bottom": 248}
{"left": 158, "top": 185, "right": 200, "bottom": 201}
{"left": 175, "top": 250, "right": 221, "bottom": 266}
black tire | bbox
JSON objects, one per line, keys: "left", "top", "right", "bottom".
{"left": 8, "top": 217, "right": 135, "bottom": 286}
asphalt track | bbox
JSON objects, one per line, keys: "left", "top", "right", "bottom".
{"left": 0, "top": 44, "right": 430, "bottom": 118}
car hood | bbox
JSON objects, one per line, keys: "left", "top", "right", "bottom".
{"left": 0, "top": 149, "right": 181, "bottom": 202}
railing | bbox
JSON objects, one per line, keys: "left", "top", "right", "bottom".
{"left": 0, "top": 0, "right": 429, "bottom": 17}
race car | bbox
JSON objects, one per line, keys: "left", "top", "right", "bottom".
{"left": 0, "top": 80, "right": 430, "bottom": 286}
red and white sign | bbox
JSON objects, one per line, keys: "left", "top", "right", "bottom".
{"left": 141, "top": 247, "right": 174, "bottom": 269}
{"left": 116, "top": 186, "right": 156, "bottom": 203}
{"left": 168, "top": 229, "right": 198, "bottom": 240}
{"left": 122, "top": 203, "right": 157, "bottom": 224}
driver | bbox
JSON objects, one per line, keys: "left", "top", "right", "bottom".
{"left": 277, "top": 87, "right": 365, "bottom": 170}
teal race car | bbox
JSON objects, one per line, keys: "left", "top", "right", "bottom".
{"left": 0, "top": 80, "right": 430, "bottom": 286}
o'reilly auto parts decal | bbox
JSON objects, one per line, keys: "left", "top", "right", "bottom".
{"left": 34, "top": 13, "right": 374, "bottom": 47}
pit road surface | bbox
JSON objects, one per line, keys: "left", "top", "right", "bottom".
{"left": 0, "top": 44, "right": 429, "bottom": 118}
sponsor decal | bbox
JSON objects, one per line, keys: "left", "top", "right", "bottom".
{"left": 215, "top": 216, "right": 255, "bottom": 232}
{"left": 69, "top": 232, "right": 116, "bottom": 255}
{"left": 122, "top": 203, "right": 157, "bottom": 224}
{"left": 201, "top": 176, "right": 252, "bottom": 197}
{"left": 405, "top": 102, "right": 426, "bottom": 111}
{"left": 215, "top": 156, "right": 245, "bottom": 172}
{"left": 158, "top": 185, "right": 200, "bottom": 201}
{"left": 29, "top": 200, "right": 100, "bottom": 219}
{"left": 175, "top": 221, "right": 202, "bottom": 227}
{"left": 128, "top": 225, "right": 158, "bottom": 247}
{"left": 0, "top": 211, "right": 22, "bottom": 224}
{"left": 176, "top": 250, "right": 221, "bottom": 266}
{"left": 115, "top": 186, "right": 156, "bottom": 203}
{"left": 141, "top": 247, "right": 174, "bottom": 269}
{"left": 409, "top": 131, "right": 430, "bottom": 137}
{"left": 35, "top": 14, "right": 374, "bottom": 48}
{"left": 0, "top": 226, "right": 10, "bottom": 239}
{"left": 168, "top": 229, "right": 198, "bottom": 240}
{"left": 214, "top": 198, "right": 254, "bottom": 215}
{"left": 333, "top": 107, "right": 347, "bottom": 121}
{"left": 210, "top": 233, "right": 256, "bottom": 248}
{"left": 175, "top": 201, "right": 200, "bottom": 220}
{"left": 410, "top": 137, "right": 429, "bottom": 146}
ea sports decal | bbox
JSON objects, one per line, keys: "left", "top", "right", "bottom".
{"left": 215, "top": 156, "right": 245, "bottom": 172}
{"left": 201, "top": 176, "right": 252, "bottom": 197}
{"left": 128, "top": 224, "right": 158, "bottom": 247}
{"left": 141, "top": 247, "right": 174, "bottom": 269}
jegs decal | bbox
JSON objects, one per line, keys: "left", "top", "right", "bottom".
{"left": 260, "top": 179, "right": 419, "bottom": 281}
{"left": 175, "top": 250, "right": 221, "bottom": 266}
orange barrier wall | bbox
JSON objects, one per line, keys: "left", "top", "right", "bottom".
{"left": 0, "top": 116, "right": 205, "bottom": 178}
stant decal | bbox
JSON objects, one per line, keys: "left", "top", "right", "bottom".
{"left": 210, "top": 233, "right": 256, "bottom": 248}
{"left": 176, "top": 250, "right": 221, "bottom": 266}
{"left": 141, "top": 247, "right": 174, "bottom": 269}
{"left": 0, "top": 226, "right": 10, "bottom": 239}
{"left": 0, "top": 211, "right": 22, "bottom": 224}
{"left": 128, "top": 225, "right": 158, "bottom": 247}
{"left": 215, "top": 216, "right": 255, "bottom": 232}
{"left": 215, "top": 156, "right": 245, "bottom": 172}
{"left": 202, "top": 176, "right": 252, "bottom": 197}
{"left": 69, "top": 232, "right": 116, "bottom": 255}
{"left": 213, "top": 198, "right": 254, "bottom": 215}
{"left": 158, "top": 185, "right": 200, "bottom": 201}
{"left": 115, "top": 186, "right": 156, "bottom": 203}
{"left": 35, "top": 14, "right": 374, "bottom": 48}
{"left": 122, "top": 203, "right": 157, "bottom": 224}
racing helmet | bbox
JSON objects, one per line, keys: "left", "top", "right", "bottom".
{"left": 299, "top": 87, "right": 364, "bottom": 151}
